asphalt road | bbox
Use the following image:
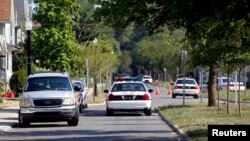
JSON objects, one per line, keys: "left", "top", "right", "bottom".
{"left": 0, "top": 85, "right": 205, "bottom": 141}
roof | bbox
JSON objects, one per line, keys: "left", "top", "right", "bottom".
{"left": 28, "top": 72, "right": 69, "bottom": 78}
{"left": 0, "top": 0, "right": 11, "bottom": 22}
{"left": 176, "top": 77, "right": 195, "bottom": 80}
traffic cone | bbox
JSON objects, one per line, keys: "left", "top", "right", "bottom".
{"left": 167, "top": 88, "right": 172, "bottom": 96}
{"left": 156, "top": 86, "right": 160, "bottom": 96}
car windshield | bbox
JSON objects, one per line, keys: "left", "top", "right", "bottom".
{"left": 111, "top": 83, "right": 146, "bottom": 92}
{"left": 24, "top": 77, "right": 72, "bottom": 91}
{"left": 222, "top": 78, "right": 233, "bottom": 83}
{"left": 176, "top": 79, "right": 196, "bottom": 84}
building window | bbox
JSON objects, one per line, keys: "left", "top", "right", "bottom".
{"left": 28, "top": 0, "right": 32, "bottom": 4}
{"left": 0, "top": 55, "right": 5, "bottom": 70}
{"left": 0, "top": 24, "right": 3, "bottom": 35}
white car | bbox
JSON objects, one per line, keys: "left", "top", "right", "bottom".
{"left": 104, "top": 81, "right": 153, "bottom": 116}
{"left": 72, "top": 79, "right": 88, "bottom": 112}
{"left": 171, "top": 78, "right": 200, "bottom": 99}
{"left": 218, "top": 77, "right": 245, "bottom": 91}
{"left": 142, "top": 75, "right": 153, "bottom": 84}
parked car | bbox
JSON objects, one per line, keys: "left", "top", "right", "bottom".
{"left": 104, "top": 81, "right": 153, "bottom": 116}
{"left": 18, "top": 72, "right": 80, "bottom": 127}
{"left": 218, "top": 77, "right": 246, "bottom": 91}
{"left": 72, "top": 79, "right": 88, "bottom": 111}
{"left": 171, "top": 78, "right": 200, "bottom": 99}
{"left": 142, "top": 75, "right": 153, "bottom": 84}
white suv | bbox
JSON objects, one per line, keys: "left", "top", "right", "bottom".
{"left": 18, "top": 72, "right": 81, "bottom": 127}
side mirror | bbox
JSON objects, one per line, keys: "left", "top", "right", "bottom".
{"left": 104, "top": 90, "right": 109, "bottom": 93}
{"left": 148, "top": 89, "right": 153, "bottom": 93}
{"left": 74, "top": 85, "right": 81, "bottom": 91}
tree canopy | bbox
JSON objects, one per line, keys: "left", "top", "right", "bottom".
{"left": 32, "top": 0, "right": 79, "bottom": 71}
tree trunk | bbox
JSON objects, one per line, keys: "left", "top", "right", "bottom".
{"left": 217, "top": 71, "right": 220, "bottom": 109}
{"left": 238, "top": 67, "right": 242, "bottom": 117}
{"left": 207, "top": 65, "right": 216, "bottom": 107}
{"left": 93, "top": 76, "right": 98, "bottom": 102}
{"left": 227, "top": 70, "right": 230, "bottom": 114}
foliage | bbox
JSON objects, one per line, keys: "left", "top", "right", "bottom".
{"left": 32, "top": 0, "right": 79, "bottom": 72}
{"left": 74, "top": 0, "right": 96, "bottom": 46}
{"left": 118, "top": 51, "right": 132, "bottom": 73}
{"left": 95, "top": 0, "right": 250, "bottom": 107}
{"left": 132, "top": 27, "right": 185, "bottom": 76}
{"left": 9, "top": 70, "right": 26, "bottom": 97}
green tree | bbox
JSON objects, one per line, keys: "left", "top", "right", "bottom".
{"left": 95, "top": 0, "right": 250, "bottom": 107}
{"left": 86, "top": 38, "right": 119, "bottom": 101}
{"left": 32, "top": 0, "right": 79, "bottom": 71}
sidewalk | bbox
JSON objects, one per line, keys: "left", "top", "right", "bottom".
{"left": 0, "top": 106, "right": 18, "bottom": 134}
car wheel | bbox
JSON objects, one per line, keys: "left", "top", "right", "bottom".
{"left": 144, "top": 108, "right": 152, "bottom": 116}
{"left": 193, "top": 95, "right": 199, "bottom": 99}
{"left": 106, "top": 108, "right": 114, "bottom": 116}
{"left": 85, "top": 103, "right": 88, "bottom": 109}
{"left": 18, "top": 110, "right": 30, "bottom": 127}
{"left": 79, "top": 103, "right": 83, "bottom": 113}
{"left": 67, "top": 110, "right": 79, "bottom": 126}
{"left": 172, "top": 94, "right": 176, "bottom": 98}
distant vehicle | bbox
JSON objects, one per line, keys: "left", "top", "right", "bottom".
{"left": 72, "top": 79, "right": 88, "bottom": 112}
{"left": 104, "top": 81, "right": 153, "bottom": 116}
{"left": 171, "top": 78, "right": 200, "bottom": 99}
{"left": 142, "top": 75, "right": 153, "bottom": 84}
{"left": 113, "top": 77, "right": 141, "bottom": 83}
{"left": 119, "top": 73, "right": 130, "bottom": 78}
{"left": 218, "top": 77, "right": 246, "bottom": 91}
{"left": 18, "top": 72, "right": 80, "bottom": 127}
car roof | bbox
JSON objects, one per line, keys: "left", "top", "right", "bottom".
{"left": 176, "top": 77, "right": 195, "bottom": 80}
{"left": 143, "top": 75, "right": 152, "bottom": 77}
{"left": 28, "top": 72, "right": 69, "bottom": 78}
{"left": 112, "top": 81, "right": 144, "bottom": 84}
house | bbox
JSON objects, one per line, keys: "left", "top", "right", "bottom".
{"left": 0, "top": 0, "right": 28, "bottom": 92}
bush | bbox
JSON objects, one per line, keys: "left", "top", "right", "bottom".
{"left": 9, "top": 70, "right": 26, "bottom": 97}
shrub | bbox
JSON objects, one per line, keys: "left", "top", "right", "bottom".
{"left": 9, "top": 70, "right": 26, "bottom": 97}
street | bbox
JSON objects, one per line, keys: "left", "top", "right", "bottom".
{"left": 0, "top": 86, "right": 205, "bottom": 141}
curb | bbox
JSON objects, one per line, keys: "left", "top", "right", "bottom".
{"left": 0, "top": 122, "right": 18, "bottom": 135}
{"left": 154, "top": 107, "right": 191, "bottom": 141}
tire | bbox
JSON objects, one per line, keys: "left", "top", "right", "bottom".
{"left": 193, "top": 95, "right": 199, "bottom": 99}
{"left": 67, "top": 110, "right": 79, "bottom": 126}
{"left": 172, "top": 94, "right": 176, "bottom": 98}
{"left": 18, "top": 110, "right": 30, "bottom": 127}
{"left": 106, "top": 108, "right": 114, "bottom": 116}
{"left": 144, "top": 108, "right": 152, "bottom": 116}
{"left": 79, "top": 103, "right": 83, "bottom": 113}
{"left": 85, "top": 103, "right": 88, "bottom": 109}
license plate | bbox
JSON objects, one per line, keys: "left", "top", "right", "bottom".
{"left": 124, "top": 95, "right": 133, "bottom": 100}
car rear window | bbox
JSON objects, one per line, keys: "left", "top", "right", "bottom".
{"left": 176, "top": 79, "right": 196, "bottom": 84}
{"left": 111, "top": 83, "right": 146, "bottom": 92}
{"left": 24, "top": 77, "right": 72, "bottom": 91}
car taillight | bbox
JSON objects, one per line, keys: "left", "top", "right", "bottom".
{"left": 108, "top": 94, "right": 115, "bottom": 101}
{"left": 194, "top": 86, "right": 199, "bottom": 89}
{"left": 143, "top": 93, "right": 150, "bottom": 100}
{"left": 228, "top": 83, "right": 234, "bottom": 87}
{"left": 174, "top": 85, "right": 179, "bottom": 89}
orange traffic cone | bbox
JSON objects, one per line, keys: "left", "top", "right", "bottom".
{"left": 167, "top": 88, "right": 172, "bottom": 96}
{"left": 156, "top": 86, "right": 160, "bottom": 96}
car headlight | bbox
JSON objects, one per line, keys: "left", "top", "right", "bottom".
{"left": 21, "top": 99, "right": 33, "bottom": 107}
{"left": 63, "top": 98, "right": 75, "bottom": 105}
